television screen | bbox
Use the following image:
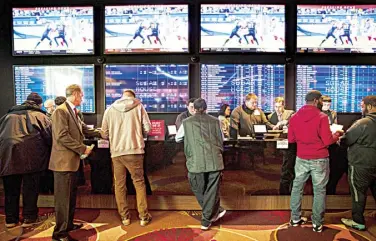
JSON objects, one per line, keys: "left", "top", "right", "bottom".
{"left": 296, "top": 65, "right": 376, "bottom": 112}
{"left": 200, "top": 4, "right": 285, "bottom": 52}
{"left": 105, "top": 64, "right": 189, "bottom": 112}
{"left": 13, "top": 65, "right": 95, "bottom": 113}
{"left": 12, "top": 6, "right": 94, "bottom": 56}
{"left": 297, "top": 5, "right": 376, "bottom": 53}
{"left": 201, "top": 64, "right": 285, "bottom": 113}
{"left": 105, "top": 5, "right": 189, "bottom": 53}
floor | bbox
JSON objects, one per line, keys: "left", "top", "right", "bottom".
{"left": 1, "top": 208, "right": 376, "bottom": 241}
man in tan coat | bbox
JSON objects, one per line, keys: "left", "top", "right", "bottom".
{"left": 101, "top": 89, "right": 152, "bottom": 227}
{"left": 49, "top": 84, "right": 100, "bottom": 241}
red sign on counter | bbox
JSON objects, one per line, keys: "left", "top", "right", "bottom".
{"left": 148, "top": 120, "right": 165, "bottom": 141}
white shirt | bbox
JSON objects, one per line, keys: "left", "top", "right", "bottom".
{"left": 65, "top": 99, "right": 76, "bottom": 113}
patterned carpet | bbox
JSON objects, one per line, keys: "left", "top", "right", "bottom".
{"left": 1, "top": 208, "right": 376, "bottom": 241}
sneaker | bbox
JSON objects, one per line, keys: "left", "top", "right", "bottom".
{"left": 212, "top": 209, "right": 226, "bottom": 222}
{"left": 313, "top": 223, "right": 323, "bottom": 232}
{"left": 122, "top": 216, "right": 131, "bottom": 226}
{"left": 140, "top": 215, "right": 152, "bottom": 227}
{"left": 289, "top": 217, "right": 308, "bottom": 227}
{"left": 201, "top": 223, "right": 211, "bottom": 231}
{"left": 341, "top": 218, "right": 366, "bottom": 231}
{"left": 22, "top": 216, "right": 45, "bottom": 227}
{"left": 5, "top": 223, "right": 17, "bottom": 228}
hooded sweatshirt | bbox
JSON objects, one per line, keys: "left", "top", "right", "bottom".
{"left": 101, "top": 97, "right": 151, "bottom": 158}
{"left": 288, "top": 105, "right": 340, "bottom": 159}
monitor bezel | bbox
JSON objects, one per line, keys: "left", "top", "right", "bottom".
{"left": 295, "top": 64, "right": 376, "bottom": 113}
{"left": 103, "top": 63, "right": 190, "bottom": 113}
{"left": 199, "top": 63, "right": 286, "bottom": 113}
{"left": 199, "top": 3, "right": 287, "bottom": 54}
{"left": 11, "top": 5, "right": 95, "bottom": 57}
{"left": 12, "top": 64, "right": 97, "bottom": 114}
{"left": 103, "top": 4, "right": 190, "bottom": 55}
{"left": 296, "top": 4, "right": 376, "bottom": 55}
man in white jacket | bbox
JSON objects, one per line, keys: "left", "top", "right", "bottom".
{"left": 101, "top": 89, "right": 152, "bottom": 227}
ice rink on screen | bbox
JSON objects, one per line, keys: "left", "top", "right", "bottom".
{"left": 297, "top": 36, "right": 376, "bottom": 53}
{"left": 201, "top": 35, "right": 284, "bottom": 52}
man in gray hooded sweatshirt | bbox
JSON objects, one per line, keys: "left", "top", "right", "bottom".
{"left": 101, "top": 89, "right": 152, "bottom": 227}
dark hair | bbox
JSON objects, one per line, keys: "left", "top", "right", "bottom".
{"left": 26, "top": 92, "right": 43, "bottom": 105}
{"left": 218, "top": 104, "right": 230, "bottom": 116}
{"left": 322, "top": 95, "right": 332, "bottom": 102}
{"left": 362, "top": 95, "right": 376, "bottom": 108}
{"left": 186, "top": 98, "right": 196, "bottom": 106}
{"left": 194, "top": 98, "right": 207, "bottom": 113}
{"left": 305, "top": 90, "right": 322, "bottom": 102}
{"left": 55, "top": 96, "right": 67, "bottom": 106}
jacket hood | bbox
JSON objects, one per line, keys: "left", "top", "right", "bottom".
{"left": 8, "top": 100, "right": 46, "bottom": 114}
{"left": 295, "top": 105, "right": 322, "bottom": 122}
{"left": 111, "top": 97, "right": 141, "bottom": 112}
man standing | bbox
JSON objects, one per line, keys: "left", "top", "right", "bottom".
{"left": 175, "top": 98, "right": 226, "bottom": 230}
{"left": 49, "top": 84, "right": 100, "bottom": 241}
{"left": 0, "top": 93, "right": 52, "bottom": 228}
{"left": 268, "top": 97, "right": 294, "bottom": 130}
{"left": 341, "top": 96, "right": 376, "bottom": 231}
{"left": 288, "top": 90, "right": 343, "bottom": 232}
{"left": 175, "top": 98, "right": 196, "bottom": 130}
{"left": 101, "top": 89, "right": 152, "bottom": 227}
{"left": 268, "top": 97, "right": 296, "bottom": 195}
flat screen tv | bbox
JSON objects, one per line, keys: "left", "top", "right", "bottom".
{"left": 12, "top": 6, "right": 94, "bottom": 55}
{"left": 200, "top": 64, "right": 285, "bottom": 113}
{"left": 297, "top": 5, "right": 376, "bottom": 53}
{"left": 105, "top": 5, "right": 189, "bottom": 53}
{"left": 296, "top": 65, "right": 376, "bottom": 112}
{"left": 13, "top": 65, "right": 96, "bottom": 113}
{"left": 200, "top": 4, "right": 285, "bottom": 53}
{"left": 105, "top": 64, "right": 189, "bottom": 112}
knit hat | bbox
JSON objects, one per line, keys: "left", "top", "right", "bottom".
{"left": 26, "top": 92, "right": 43, "bottom": 105}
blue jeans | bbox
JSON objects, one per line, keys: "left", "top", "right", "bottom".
{"left": 290, "top": 157, "right": 329, "bottom": 226}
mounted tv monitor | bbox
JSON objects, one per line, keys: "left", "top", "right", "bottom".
{"left": 296, "top": 65, "right": 376, "bottom": 112}
{"left": 200, "top": 4, "right": 285, "bottom": 53}
{"left": 104, "top": 5, "right": 189, "bottom": 53}
{"left": 200, "top": 64, "right": 285, "bottom": 113}
{"left": 13, "top": 65, "right": 96, "bottom": 113}
{"left": 105, "top": 64, "right": 189, "bottom": 113}
{"left": 12, "top": 6, "right": 94, "bottom": 56}
{"left": 297, "top": 5, "right": 376, "bottom": 53}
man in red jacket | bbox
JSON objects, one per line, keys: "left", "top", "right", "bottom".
{"left": 288, "top": 90, "right": 343, "bottom": 232}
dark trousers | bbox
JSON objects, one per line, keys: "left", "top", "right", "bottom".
{"left": 2, "top": 172, "right": 41, "bottom": 224}
{"left": 188, "top": 171, "right": 223, "bottom": 227}
{"left": 39, "top": 170, "right": 54, "bottom": 194}
{"left": 279, "top": 143, "right": 297, "bottom": 195}
{"left": 348, "top": 165, "right": 376, "bottom": 225}
{"left": 326, "top": 145, "right": 348, "bottom": 195}
{"left": 53, "top": 171, "right": 78, "bottom": 239}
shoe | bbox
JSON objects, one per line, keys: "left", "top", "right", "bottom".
{"left": 122, "top": 216, "right": 131, "bottom": 226}
{"left": 5, "top": 223, "right": 17, "bottom": 228}
{"left": 201, "top": 223, "right": 211, "bottom": 231}
{"left": 140, "top": 215, "right": 152, "bottom": 226}
{"left": 289, "top": 217, "right": 308, "bottom": 227}
{"left": 22, "top": 216, "right": 45, "bottom": 227}
{"left": 341, "top": 218, "right": 366, "bottom": 231}
{"left": 212, "top": 209, "right": 226, "bottom": 222}
{"left": 68, "top": 223, "right": 83, "bottom": 232}
{"left": 313, "top": 223, "right": 323, "bottom": 232}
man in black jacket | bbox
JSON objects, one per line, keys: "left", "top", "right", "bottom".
{"left": 340, "top": 95, "right": 376, "bottom": 231}
{"left": 175, "top": 98, "right": 196, "bottom": 130}
{"left": 0, "top": 93, "right": 52, "bottom": 228}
